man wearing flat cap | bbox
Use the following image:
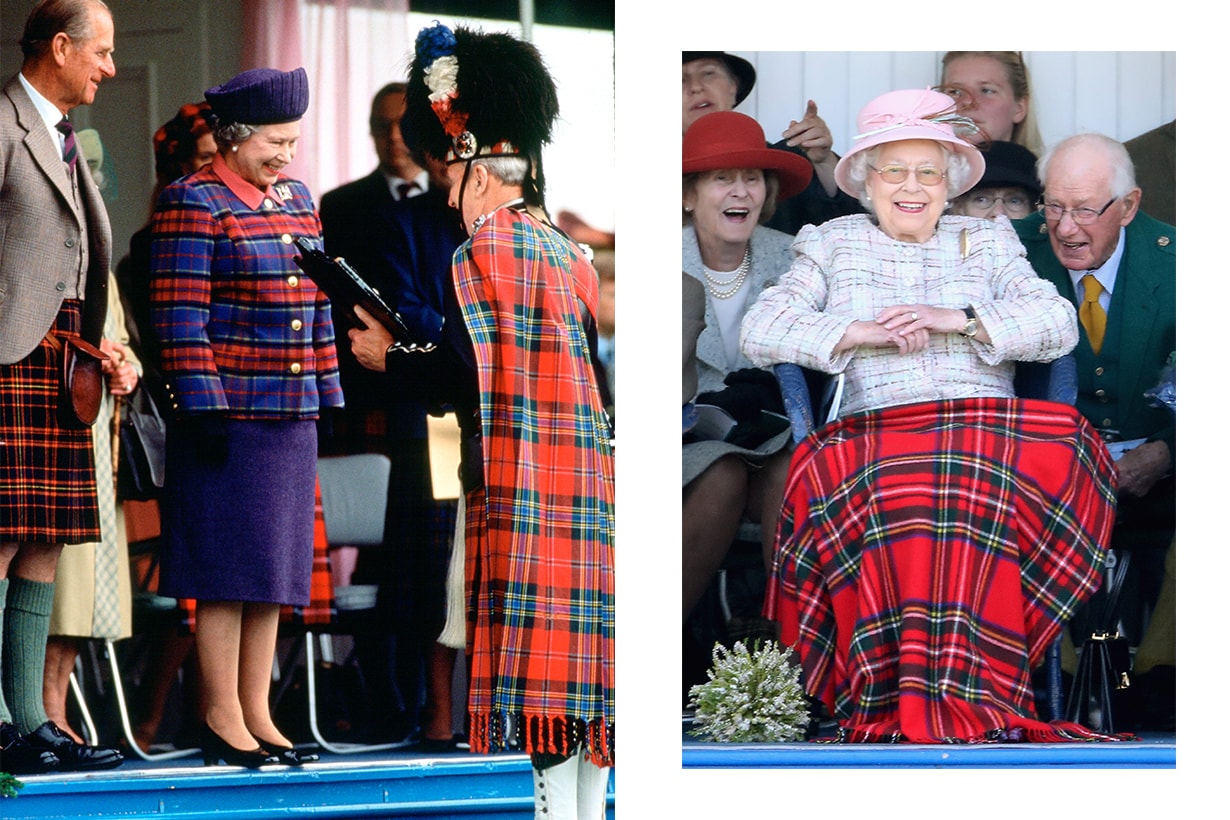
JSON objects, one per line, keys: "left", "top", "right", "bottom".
{"left": 1, "top": 0, "right": 125, "bottom": 775}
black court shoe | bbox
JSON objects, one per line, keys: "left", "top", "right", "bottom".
{"left": 200, "top": 724, "right": 277, "bottom": 768}
{"left": 251, "top": 735, "right": 319, "bottom": 766}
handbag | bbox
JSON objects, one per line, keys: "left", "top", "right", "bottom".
{"left": 47, "top": 332, "right": 108, "bottom": 427}
{"left": 1065, "top": 550, "right": 1134, "bottom": 734}
{"left": 116, "top": 377, "right": 166, "bottom": 501}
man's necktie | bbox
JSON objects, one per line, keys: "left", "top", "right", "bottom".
{"left": 56, "top": 116, "right": 78, "bottom": 173}
{"left": 1079, "top": 273, "right": 1107, "bottom": 355}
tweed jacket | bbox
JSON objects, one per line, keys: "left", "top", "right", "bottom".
{"left": 742, "top": 214, "right": 1077, "bottom": 417}
{"left": 149, "top": 161, "right": 343, "bottom": 419}
{"left": 1015, "top": 211, "right": 1176, "bottom": 458}
{"left": 682, "top": 223, "right": 795, "bottom": 394}
{"left": 454, "top": 206, "right": 613, "bottom": 765}
{"left": 0, "top": 74, "right": 112, "bottom": 362}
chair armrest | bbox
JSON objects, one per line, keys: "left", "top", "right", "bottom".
{"left": 774, "top": 362, "right": 815, "bottom": 445}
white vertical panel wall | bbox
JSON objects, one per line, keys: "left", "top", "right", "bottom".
{"left": 730, "top": 51, "right": 1176, "bottom": 157}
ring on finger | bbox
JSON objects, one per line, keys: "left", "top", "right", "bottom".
{"left": 910, "top": 311, "right": 918, "bottom": 320}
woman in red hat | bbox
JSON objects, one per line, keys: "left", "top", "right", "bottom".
{"left": 741, "top": 89, "right": 1120, "bottom": 744}
{"left": 681, "top": 111, "right": 812, "bottom": 625}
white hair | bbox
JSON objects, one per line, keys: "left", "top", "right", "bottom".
{"left": 1037, "top": 133, "right": 1137, "bottom": 199}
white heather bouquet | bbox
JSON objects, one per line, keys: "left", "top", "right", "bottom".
{"left": 687, "top": 639, "right": 809, "bottom": 743}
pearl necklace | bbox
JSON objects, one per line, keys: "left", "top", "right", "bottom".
{"left": 702, "top": 246, "right": 751, "bottom": 299}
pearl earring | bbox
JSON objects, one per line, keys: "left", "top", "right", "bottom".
{"left": 232, "top": 145, "right": 239, "bottom": 153}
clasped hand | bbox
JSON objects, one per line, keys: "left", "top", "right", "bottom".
{"left": 838, "top": 304, "right": 966, "bottom": 355}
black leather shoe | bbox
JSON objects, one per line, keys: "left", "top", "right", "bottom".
{"left": 23, "top": 721, "right": 124, "bottom": 771}
{"left": 200, "top": 724, "right": 277, "bottom": 768}
{"left": 251, "top": 735, "right": 319, "bottom": 766}
{"left": 0, "top": 721, "right": 60, "bottom": 775}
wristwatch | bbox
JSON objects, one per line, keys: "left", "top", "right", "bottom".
{"left": 961, "top": 306, "right": 979, "bottom": 338}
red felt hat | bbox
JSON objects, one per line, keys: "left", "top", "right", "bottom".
{"left": 682, "top": 111, "right": 813, "bottom": 200}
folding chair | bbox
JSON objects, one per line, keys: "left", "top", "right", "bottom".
{"left": 295, "top": 452, "right": 412, "bottom": 754}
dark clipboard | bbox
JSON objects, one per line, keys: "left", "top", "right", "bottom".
{"left": 292, "top": 236, "right": 415, "bottom": 346}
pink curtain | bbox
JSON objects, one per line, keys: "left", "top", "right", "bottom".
{"left": 240, "top": 0, "right": 411, "bottom": 200}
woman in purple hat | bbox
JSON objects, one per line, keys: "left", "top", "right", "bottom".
{"left": 681, "top": 111, "right": 812, "bottom": 625}
{"left": 741, "top": 89, "right": 1120, "bottom": 743}
{"left": 149, "top": 66, "right": 342, "bottom": 767}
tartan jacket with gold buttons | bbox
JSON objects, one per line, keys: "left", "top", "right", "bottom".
{"left": 149, "top": 163, "right": 343, "bottom": 419}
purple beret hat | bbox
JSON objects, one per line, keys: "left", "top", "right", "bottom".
{"left": 205, "top": 67, "right": 309, "bottom": 125}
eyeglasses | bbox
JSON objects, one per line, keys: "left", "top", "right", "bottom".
{"left": 1039, "top": 198, "right": 1117, "bottom": 225}
{"left": 872, "top": 165, "right": 946, "bottom": 186}
{"left": 964, "top": 192, "right": 1034, "bottom": 217}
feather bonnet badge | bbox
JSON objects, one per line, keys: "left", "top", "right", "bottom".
{"left": 402, "top": 22, "right": 560, "bottom": 176}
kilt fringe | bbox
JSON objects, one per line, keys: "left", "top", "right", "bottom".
{"left": 469, "top": 711, "right": 614, "bottom": 768}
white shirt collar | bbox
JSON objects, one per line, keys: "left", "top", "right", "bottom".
{"left": 385, "top": 169, "right": 430, "bottom": 200}
{"left": 1066, "top": 225, "right": 1126, "bottom": 306}
{"left": 17, "top": 72, "right": 66, "bottom": 148}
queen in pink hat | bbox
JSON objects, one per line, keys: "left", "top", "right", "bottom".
{"left": 736, "top": 90, "right": 1119, "bottom": 745}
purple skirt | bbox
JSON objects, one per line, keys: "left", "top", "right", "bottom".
{"left": 159, "top": 418, "right": 316, "bottom": 605}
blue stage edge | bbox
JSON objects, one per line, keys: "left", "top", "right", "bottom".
{"left": 5, "top": 754, "right": 616, "bottom": 819}
{"left": 683, "top": 734, "right": 1175, "bottom": 769}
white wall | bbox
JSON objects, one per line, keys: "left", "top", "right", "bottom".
{"left": 730, "top": 51, "right": 1176, "bottom": 156}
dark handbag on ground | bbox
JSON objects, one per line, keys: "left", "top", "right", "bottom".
{"left": 48, "top": 332, "right": 108, "bottom": 427}
{"left": 117, "top": 378, "right": 167, "bottom": 501}
{"left": 1065, "top": 551, "right": 1134, "bottom": 733}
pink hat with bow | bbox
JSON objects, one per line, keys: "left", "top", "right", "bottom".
{"left": 834, "top": 88, "right": 986, "bottom": 198}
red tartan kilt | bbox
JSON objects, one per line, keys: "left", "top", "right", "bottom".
{"left": 0, "top": 301, "right": 99, "bottom": 543}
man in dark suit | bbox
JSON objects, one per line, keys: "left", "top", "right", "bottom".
{"left": 0, "top": 0, "right": 125, "bottom": 774}
{"left": 1015, "top": 132, "right": 1175, "bottom": 729}
{"left": 318, "top": 82, "right": 428, "bottom": 455}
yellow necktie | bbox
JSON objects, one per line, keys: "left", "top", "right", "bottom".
{"left": 1079, "top": 274, "right": 1106, "bottom": 355}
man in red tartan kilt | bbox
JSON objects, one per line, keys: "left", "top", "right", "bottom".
{"left": 349, "top": 21, "right": 614, "bottom": 820}
{"left": 0, "top": 0, "right": 125, "bottom": 774}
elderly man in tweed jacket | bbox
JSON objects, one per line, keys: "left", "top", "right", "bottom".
{"left": 0, "top": 0, "right": 125, "bottom": 775}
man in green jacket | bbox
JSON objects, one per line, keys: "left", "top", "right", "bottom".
{"left": 1015, "top": 132, "right": 1175, "bottom": 730}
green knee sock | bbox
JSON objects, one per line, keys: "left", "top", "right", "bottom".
{"left": 2, "top": 577, "right": 55, "bottom": 733}
{"left": 0, "top": 577, "right": 10, "bottom": 725}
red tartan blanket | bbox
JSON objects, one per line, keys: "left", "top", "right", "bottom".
{"left": 767, "top": 397, "right": 1120, "bottom": 743}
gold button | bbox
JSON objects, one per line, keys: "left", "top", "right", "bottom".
{"left": 1101, "top": 417, "right": 1112, "bottom": 427}
{"left": 1157, "top": 236, "right": 1171, "bottom": 248}
{"left": 290, "top": 363, "right": 302, "bottom": 375}
{"left": 281, "top": 233, "right": 293, "bottom": 244}
{"left": 287, "top": 275, "right": 299, "bottom": 287}
{"left": 291, "top": 319, "right": 303, "bottom": 331}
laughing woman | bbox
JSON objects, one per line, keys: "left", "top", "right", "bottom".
{"left": 681, "top": 112, "right": 812, "bottom": 622}
{"left": 741, "top": 89, "right": 1119, "bottom": 743}
{"left": 150, "top": 67, "right": 342, "bottom": 767}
